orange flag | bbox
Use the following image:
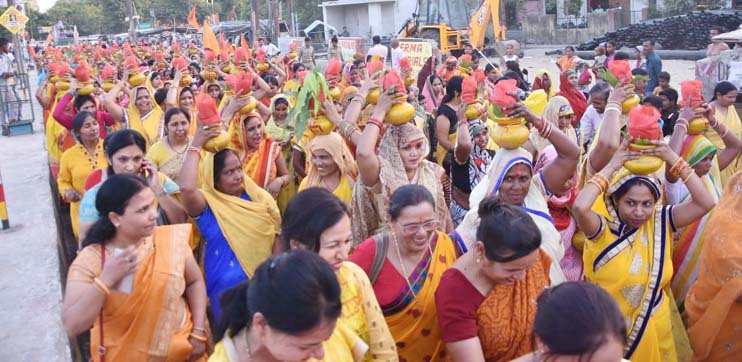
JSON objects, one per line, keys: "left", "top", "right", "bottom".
{"left": 188, "top": 6, "right": 200, "bottom": 31}
{"left": 202, "top": 20, "right": 220, "bottom": 52}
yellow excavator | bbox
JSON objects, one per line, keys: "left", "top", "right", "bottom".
{"left": 398, "top": 0, "right": 507, "bottom": 56}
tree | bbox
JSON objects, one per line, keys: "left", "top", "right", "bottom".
{"left": 46, "top": 0, "right": 105, "bottom": 35}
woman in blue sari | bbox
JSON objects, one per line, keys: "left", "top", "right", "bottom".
{"left": 179, "top": 126, "right": 281, "bottom": 318}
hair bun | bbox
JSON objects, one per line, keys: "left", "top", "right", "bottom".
{"left": 477, "top": 195, "right": 505, "bottom": 217}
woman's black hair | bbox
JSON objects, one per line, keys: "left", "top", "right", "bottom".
{"left": 263, "top": 74, "right": 279, "bottom": 87}
{"left": 73, "top": 94, "right": 96, "bottom": 112}
{"left": 659, "top": 88, "right": 678, "bottom": 105}
{"left": 72, "top": 111, "right": 96, "bottom": 139}
{"left": 476, "top": 196, "right": 541, "bottom": 262}
{"left": 440, "top": 75, "right": 464, "bottom": 105}
{"left": 216, "top": 250, "right": 342, "bottom": 341}
{"left": 273, "top": 97, "right": 289, "bottom": 108}
{"left": 164, "top": 107, "right": 191, "bottom": 128}
{"left": 154, "top": 88, "right": 169, "bottom": 107}
{"left": 331, "top": 35, "right": 338, "bottom": 43}
{"left": 292, "top": 62, "right": 305, "bottom": 73}
{"left": 613, "top": 51, "right": 630, "bottom": 61}
{"left": 80, "top": 174, "right": 149, "bottom": 248}
{"left": 213, "top": 148, "right": 239, "bottom": 187}
{"left": 149, "top": 70, "right": 160, "bottom": 81}
{"left": 352, "top": 58, "right": 366, "bottom": 68}
{"left": 611, "top": 177, "right": 660, "bottom": 205}
{"left": 484, "top": 63, "right": 498, "bottom": 74}
{"left": 534, "top": 281, "right": 627, "bottom": 362}
{"left": 281, "top": 188, "right": 349, "bottom": 252}
{"left": 179, "top": 86, "right": 193, "bottom": 100}
{"left": 388, "top": 184, "right": 435, "bottom": 221}
{"left": 711, "top": 80, "right": 738, "bottom": 101}
{"left": 103, "top": 129, "right": 147, "bottom": 176}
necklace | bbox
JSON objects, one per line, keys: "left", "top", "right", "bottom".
{"left": 390, "top": 230, "right": 433, "bottom": 299}
{"left": 167, "top": 136, "right": 189, "bottom": 155}
{"left": 80, "top": 142, "right": 100, "bottom": 170}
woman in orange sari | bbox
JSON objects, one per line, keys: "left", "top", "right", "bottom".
{"left": 685, "top": 170, "right": 742, "bottom": 361}
{"left": 228, "top": 111, "right": 290, "bottom": 198}
{"left": 62, "top": 174, "right": 207, "bottom": 361}
{"left": 435, "top": 196, "right": 550, "bottom": 362}
{"left": 351, "top": 185, "right": 463, "bottom": 362}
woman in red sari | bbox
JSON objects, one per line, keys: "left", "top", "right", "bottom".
{"left": 556, "top": 70, "right": 587, "bottom": 126}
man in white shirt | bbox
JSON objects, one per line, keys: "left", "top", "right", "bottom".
{"left": 579, "top": 82, "right": 610, "bottom": 150}
{"left": 390, "top": 38, "right": 405, "bottom": 71}
{"left": 0, "top": 37, "right": 21, "bottom": 124}
{"left": 261, "top": 37, "right": 280, "bottom": 58}
{"left": 366, "top": 35, "right": 388, "bottom": 63}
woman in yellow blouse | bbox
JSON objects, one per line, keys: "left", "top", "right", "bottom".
{"left": 283, "top": 188, "right": 398, "bottom": 362}
{"left": 706, "top": 81, "right": 742, "bottom": 185}
{"left": 103, "top": 70, "right": 164, "bottom": 146}
{"left": 299, "top": 132, "right": 358, "bottom": 204}
{"left": 167, "top": 69, "right": 199, "bottom": 136}
{"left": 57, "top": 111, "right": 108, "bottom": 238}
{"left": 146, "top": 108, "right": 192, "bottom": 183}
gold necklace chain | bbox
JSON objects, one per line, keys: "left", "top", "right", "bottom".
{"left": 390, "top": 230, "right": 433, "bottom": 299}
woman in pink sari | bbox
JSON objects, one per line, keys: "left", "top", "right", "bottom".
{"left": 422, "top": 74, "right": 444, "bottom": 114}
{"left": 534, "top": 145, "right": 583, "bottom": 281}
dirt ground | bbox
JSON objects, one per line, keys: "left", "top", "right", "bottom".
{"left": 0, "top": 74, "right": 72, "bottom": 361}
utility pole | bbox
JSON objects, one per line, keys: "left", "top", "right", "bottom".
{"left": 270, "top": 0, "right": 279, "bottom": 39}
{"left": 287, "top": 0, "right": 295, "bottom": 36}
{"left": 251, "top": 0, "right": 259, "bottom": 44}
{"left": 125, "top": 0, "right": 137, "bottom": 41}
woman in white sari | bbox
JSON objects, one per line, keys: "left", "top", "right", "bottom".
{"left": 453, "top": 102, "right": 581, "bottom": 284}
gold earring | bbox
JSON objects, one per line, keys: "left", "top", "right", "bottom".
{"left": 476, "top": 254, "right": 481, "bottom": 264}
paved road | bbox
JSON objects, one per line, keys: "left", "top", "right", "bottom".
{"left": 0, "top": 72, "right": 72, "bottom": 361}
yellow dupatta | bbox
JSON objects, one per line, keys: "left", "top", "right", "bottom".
{"left": 705, "top": 104, "right": 742, "bottom": 185}
{"left": 582, "top": 170, "right": 680, "bottom": 362}
{"left": 46, "top": 89, "right": 75, "bottom": 175}
{"left": 300, "top": 132, "right": 358, "bottom": 204}
{"left": 199, "top": 151, "right": 281, "bottom": 276}
{"left": 127, "top": 86, "right": 164, "bottom": 146}
{"left": 384, "top": 231, "right": 456, "bottom": 362}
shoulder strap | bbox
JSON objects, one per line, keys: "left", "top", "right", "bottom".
{"left": 98, "top": 246, "right": 106, "bottom": 362}
{"left": 368, "top": 233, "right": 389, "bottom": 285}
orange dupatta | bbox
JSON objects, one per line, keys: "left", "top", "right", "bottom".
{"left": 68, "top": 224, "right": 203, "bottom": 361}
{"left": 476, "top": 250, "right": 551, "bottom": 361}
{"left": 229, "top": 112, "right": 280, "bottom": 188}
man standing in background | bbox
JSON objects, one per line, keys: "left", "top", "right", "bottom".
{"left": 366, "top": 35, "right": 388, "bottom": 63}
{"left": 0, "top": 37, "right": 21, "bottom": 128}
{"left": 390, "top": 38, "right": 404, "bottom": 71}
{"left": 643, "top": 40, "right": 662, "bottom": 95}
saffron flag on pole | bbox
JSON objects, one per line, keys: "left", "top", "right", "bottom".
{"left": 202, "top": 20, "right": 220, "bottom": 52}
{"left": 188, "top": 6, "right": 200, "bottom": 31}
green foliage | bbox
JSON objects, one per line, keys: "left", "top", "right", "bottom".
{"left": 546, "top": 0, "right": 557, "bottom": 14}
{"left": 566, "top": 0, "right": 582, "bottom": 17}
{"left": 660, "top": 0, "right": 725, "bottom": 17}
{"left": 287, "top": 69, "right": 330, "bottom": 141}
{"left": 46, "top": 0, "right": 105, "bottom": 35}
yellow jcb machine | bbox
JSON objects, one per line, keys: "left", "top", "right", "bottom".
{"left": 398, "top": 0, "right": 508, "bottom": 56}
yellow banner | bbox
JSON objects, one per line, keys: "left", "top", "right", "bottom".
{"left": 0, "top": 6, "right": 28, "bottom": 34}
{"left": 398, "top": 39, "right": 433, "bottom": 82}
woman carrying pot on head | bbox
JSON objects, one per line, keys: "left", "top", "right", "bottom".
{"left": 63, "top": 174, "right": 208, "bottom": 361}
{"left": 351, "top": 185, "right": 463, "bottom": 362}
{"left": 179, "top": 125, "right": 281, "bottom": 319}
{"left": 573, "top": 134, "right": 714, "bottom": 361}
{"left": 103, "top": 68, "right": 164, "bottom": 146}
{"left": 78, "top": 129, "right": 186, "bottom": 244}
{"left": 58, "top": 111, "right": 108, "bottom": 238}
{"left": 705, "top": 81, "right": 742, "bottom": 185}
{"left": 146, "top": 108, "right": 193, "bottom": 183}
{"left": 283, "top": 188, "right": 398, "bottom": 361}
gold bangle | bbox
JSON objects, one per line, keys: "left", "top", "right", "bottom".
{"left": 93, "top": 277, "right": 110, "bottom": 296}
{"left": 587, "top": 179, "right": 606, "bottom": 194}
{"left": 189, "top": 333, "right": 207, "bottom": 342}
{"left": 681, "top": 169, "right": 694, "bottom": 184}
{"left": 593, "top": 173, "right": 610, "bottom": 186}
{"left": 192, "top": 327, "right": 207, "bottom": 334}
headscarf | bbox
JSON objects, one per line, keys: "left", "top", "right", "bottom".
{"left": 467, "top": 119, "right": 493, "bottom": 189}
{"left": 422, "top": 75, "right": 443, "bottom": 113}
{"left": 200, "top": 150, "right": 281, "bottom": 276}
{"left": 350, "top": 123, "right": 452, "bottom": 243}
{"left": 681, "top": 135, "right": 718, "bottom": 167}
{"left": 265, "top": 94, "right": 295, "bottom": 144}
{"left": 556, "top": 71, "right": 587, "bottom": 126}
{"left": 126, "top": 86, "right": 163, "bottom": 146}
{"left": 604, "top": 170, "right": 662, "bottom": 228}
{"left": 304, "top": 132, "right": 358, "bottom": 189}
{"left": 455, "top": 147, "right": 566, "bottom": 284}
{"left": 530, "top": 96, "right": 579, "bottom": 153}
{"left": 228, "top": 111, "right": 280, "bottom": 188}
{"left": 417, "top": 55, "right": 436, "bottom": 91}
{"left": 531, "top": 69, "right": 555, "bottom": 99}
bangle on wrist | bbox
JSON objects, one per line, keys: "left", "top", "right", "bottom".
{"left": 93, "top": 277, "right": 111, "bottom": 296}
{"left": 187, "top": 146, "right": 202, "bottom": 154}
{"left": 367, "top": 117, "right": 384, "bottom": 132}
{"left": 718, "top": 127, "right": 729, "bottom": 138}
{"left": 189, "top": 333, "right": 207, "bottom": 342}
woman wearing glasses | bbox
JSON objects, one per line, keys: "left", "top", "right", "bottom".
{"left": 351, "top": 185, "right": 464, "bottom": 362}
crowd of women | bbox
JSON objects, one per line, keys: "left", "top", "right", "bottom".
{"left": 35, "top": 36, "right": 742, "bottom": 362}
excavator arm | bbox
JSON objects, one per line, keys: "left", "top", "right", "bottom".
{"left": 468, "top": 0, "right": 505, "bottom": 49}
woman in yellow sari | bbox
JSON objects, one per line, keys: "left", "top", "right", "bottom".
{"left": 265, "top": 94, "right": 297, "bottom": 212}
{"left": 146, "top": 108, "right": 192, "bottom": 183}
{"left": 666, "top": 111, "right": 742, "bottom": 310}
{"left": 62, "top": 174, "right": 208, "bottom": 361}
{"left": 706, "top": 81, "right": 742, "bottom": 185}
{"left": 179, "top": 126, "right": 281, "bottom": 319}
{"left": 284, "top": 188, "right": 398, "bottom": 362}
{"left": 104, "top": 72, "right": 164, "bottom": 146}
{"left": 573, "top": 138, "right": 715, "bottom": 362}
{"left": 299, "top": 132, "right": 358, "bottom": 204}
{"left": 228, "top": 110, "right": 290, "bottom": 198}
{"left": 58, "top": 112, "right": 107, "bottom": 238}
{"left": 351, "top": 185, "right": 462, "bottom": 362}
{"left": 685, "top": 170, "right": 742, "bottom": 362}
{"left": 45, "top": 63, "right": 77, "bottom": 177}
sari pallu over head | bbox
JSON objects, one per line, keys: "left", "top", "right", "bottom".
{"left": 350, "top": 123, "right": 452, "bottom": 245}
{"left": 228, "top": 111, "right": 281, "bottom": 189}
{"left": 583, "top": 170, "right": 681, "bottom": 361}
{"left": 265, "top": 94, "right": 295, "bottom": 144}
{"left": 126, "top": 86, "right": 164, "bottom": 146}
{"left": 685, "top": 170, "right": 742, "bottom": 362}
{"left": 529, "top": 96, "right": 579, "bottom": 153}
{"left": 671, "top": 135, "right": 722, "bottom": 307}
{"left": 555, "top": 71, "right": 587, "bottom": 127}
{"left": 454, "top": 147, "right": 567, "bottom": 284}
{"left": 304, "top": 132, "right": 358, "bottom": 189}
{"left": 199, "top": 151, "right": 281, "bottom": 277}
